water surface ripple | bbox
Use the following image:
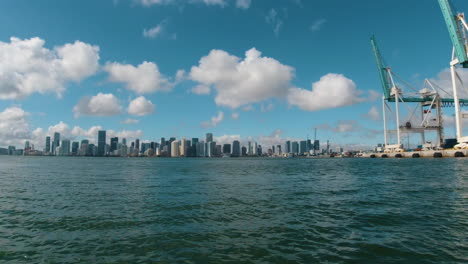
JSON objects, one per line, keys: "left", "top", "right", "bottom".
{"left": 0, "top": 157, "right": 467, "bottom": 263}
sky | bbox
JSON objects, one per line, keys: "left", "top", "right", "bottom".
{"left": 1, "top": 0, "right": 468, "bottom": 150}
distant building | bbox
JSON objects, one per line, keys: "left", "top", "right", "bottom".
{"left": 110, "top": 137, "right": 118, "bottom": 153}
{"left": 299, "top": 141, "right": 307, "bottom": 155}
{"left": 45, "top": 136, "right": 51, "bottom": 153}
{"left": 97, "top": 130, "right": 106, "bottom": 156}
{"left": 285, "top": 141, "right": 291, "bottom": 153}
{"left": 53, "top": 132, "right": 60, "bottom": 155}
{"left": 179, "top": 139, "right": 187, "bottom": 157}
{"left": 59, "top": 139, "right": 71, "bottom": 156}
{"left": 206, "top": 133, "right": 213, "bottom": 143}
{"left": 71, "top": 141, "right": 79, "bottom": 155}
{"left": 223, "top": 144, "right": 231, "bottom": 155}
{"left": 171, "top": 140, "right": 180, "bottom": 157}
{"left": 232, "top": 140, "right": 240, "bottom": 157}
{"left": 292, "top": 142, "right": 299, "bottom": 154}
{"left": 241, "top": 146, "right": 247, "bottom": 156}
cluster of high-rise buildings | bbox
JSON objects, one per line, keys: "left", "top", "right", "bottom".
{"left": 1, "top": 130, "right": 327, "bottom": 157}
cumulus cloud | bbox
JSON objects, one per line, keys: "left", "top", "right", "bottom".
{"left": 201, "top": 111, "right": 224, "bottom": 128}
{"left": 0, "top": 37, "right": 99, "bottom": 99}
{"left": 231, "top": 112, "right": 239, "bottom": 120}
{"left": 260, "top": 103, "right": 274, "bottom": 112}
{"left": 214, "top": 134, "right": 241, "bottom": 145}
{"left": 105, "top": 61, "right": 172, "bottom": 94}
{"left": 121, "top": 118, "right": 140, "bottom": 124}
{"left": 0, "top": 106, "right": 31, "bottom": 147}
{"left": 191, "top": 84, "right": 211, "bottom": 95}
{"left": 288, "top": 73, "right": 366, "bottom": 111}
{"left": 429, "top": 68, "right": 468, "bottom": 98}
{"left": 190, "top": 48, "right": 294, "bottom": 108}
{"left": 73, "top": 93, "right": 122, "bottom": 118}
{"left": 127, "top": 96, "right": 155, "bottom": 116}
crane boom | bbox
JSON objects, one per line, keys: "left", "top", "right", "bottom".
{"left": 438, "top": 0, "right": 468, "bottom": 68}
{"left": 370, "top": 35, "right": 391, "bottom": 98}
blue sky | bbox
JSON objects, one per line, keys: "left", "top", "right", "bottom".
{"left": 1, "top": 0, "right": 468, "bottom": 149}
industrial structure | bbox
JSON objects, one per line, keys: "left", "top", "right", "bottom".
{"left": 370, "top": 0, "right": 468, "bottom": 153}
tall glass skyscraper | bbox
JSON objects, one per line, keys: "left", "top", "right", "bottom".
{"left": 53, "top": 132, "right": 60, "bottom": 155}
{"left": 45, "top": 136, "right": 51, "bottom": 153}
{"left": 232, "top": 140, "right": 240, "bottom": 157}
{"left": 206, "top": 133, "right": 213, "bottom": 143}
{"left": 97, "top": 130, "right": 106, "bottom": 156}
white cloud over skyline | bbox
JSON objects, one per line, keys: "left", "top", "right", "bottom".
{"left": 73, "top": 93, "right": 122, "bottom": 118}
{"left": 0, "top": 37, "right": 99, "bottom": 100}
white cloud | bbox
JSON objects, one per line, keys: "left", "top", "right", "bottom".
{"left": 429, "top": 68, "right": 468, "bottom": 98}
{"left": 0, "top": 106, "right": 31, "bottom": 147}
{"left": 214, "top": 134, "right": 241, "bottom": 145}
{"left": 190, "top": 48, "right": 294, "bottom": 108}
{"left": 365, "top": 106, "right": 380, "bottom": 121}
{"left": 127, "top": 96, "right": 155, "bottom": 116}
{"left": 287, "top": 73, "right": 365, "bottom": 111}
{"left": 105, "top": 61, "right": 172, "bottom": 94}
{"left": 0, "top": 37, "right": 99, "bottom": 99}
{"left": 191, "top": 84, "right": 210, "bottom": 95}
{"left": 73, "top": 93, "right": 122, "bottom": 118}
{"left": 265, "top": 9, "right": 283, "bottom": 37}
{"left": 121, "top": 118, "right": 140, "bottom": 124}
{"left": 231, "top": 112, "right": 239, "bottom": 120}
{"left": 143, "top": 24, "right": 163, "bottom": 39}
{"left": 201, "top": 111, "right": 224, "bottom": 128}
{"left": 309, "top": 19, "right": 326, "bottom": 32}
{"left": 236, "top": 0, "right": 251, "bottom": 9}
{"left": 137, "top": 0, "right": 174, "bottom": 6}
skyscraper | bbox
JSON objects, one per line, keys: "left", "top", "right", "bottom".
{"left": 53, "top": 132, "right": 60, "bottom": 155}
{"left": 232, "top": 140, "right": 240, "bottom": 157}
{"left": 223, "top": 144, "right": 231, "bottom": 155}
{"left": 45, "top": 136, "right": 51, "bottom": 153}
{"left": 71, "top": 141, "right": 79, "bottom": 155}
{"left": 206, "top": 133, "right": 213, "bottom": 143}
{"left": 299, "top": 140, "right": 307, "bottom": 155}
{"left": 97, "top": 130, "right": 106, "bottom": 156}
{"left": 110, "top": 137, "right": 119, "bottom": 153}
{"left": 135, "top": 139, "right": 140, "bottom": 151}
{"left": 179, "top": 139, "right": 187, "bottom": 157}
{"left": 292, "top": 142, "right": 299, "bottom": 154}
{"left": 285, "top": 141, "right": 291, "bottom": 153}
{"left": 171, "top": 140, "right": 180, "bottom": 157}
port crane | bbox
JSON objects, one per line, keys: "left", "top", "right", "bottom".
{"left": 438, "top": 0, "right": 468, "bottom": 148}
{"left": 370, "top": 36, "right": 459, "bottom": 151}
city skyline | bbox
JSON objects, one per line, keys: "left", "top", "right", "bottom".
{"left": 1, "top": 0, "right": 468, "bottom": 150}
{"left": 2, "top": 130, "right": 339, "bottom": 157}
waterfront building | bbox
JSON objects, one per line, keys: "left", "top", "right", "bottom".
{"left": 196, "top": 141, "right": 205, "bottom": 157}
{"left": 135, "top": 139, "right": 140, "bottom": 151}
{"left": 206, "top": 141, "right": 214, "bottom": 157}
{"left": 241, "top": 146, "right": 247, "bottom": 156}
{"left": 58, "top": 139, "right": 71, "bottom": 156}
{"left": 179, "top": 139, "right": 187, "bottom": 157}
{"left": 110, "top": 137, "right": 118, "bottom": 153}
{"left": 285, "top": 140, "right": 291, "bottom": 153}
{"left": 45, "top": 136, "right": 51, "bottom": 153}
{"left": 206, "top": 133, "right": 213, "bottom": 143}
{"left": 248, "top": 141, "right": 252, "bottom": 155}
{"left": 223, "top": 144, "right": 231, "bottom": 155}
{"left": 53, "top": 132, "right": 60, "bottom": 155}
{"left": 299, "top": 141, "right": 307, "bottom": 155}
{"left": 292, "top": 142, "right": 299, "bottom": 154}
{"left": 122, "top": 138, "right": 127, "bottom": 146}
{"left": 277, "top": 145, "right": 282, "bottom": 155}
{"left": 71, "top": 141, "right": 79, "bottom": 155}
{"left": 232, "top": 140, "right": 240, "bottom": 157}
{"left": 171, "top": 140, "right": 180, "bottom": 157}
{"left": 215, "top": 145, "right": 222, "bottom": 157}
{"left": 253, "top": 142, "right": 258, "bottom": 156}
{"left": 97, "top": 130, "right": 106, "bottom": 156}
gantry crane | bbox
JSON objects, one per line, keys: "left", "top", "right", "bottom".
{"left": 370, "top": 36, "right": 454, "bottom": 151}
{"left": 438, "top": 0, "right": 468, "bottom": 148}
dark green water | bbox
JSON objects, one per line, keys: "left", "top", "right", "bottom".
{"left": 0, "top": 156, "right": 466, "bottom": 263}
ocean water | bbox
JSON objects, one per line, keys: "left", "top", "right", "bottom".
{"left": 0, "top": 156, "right": 466, "bottom": 263}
